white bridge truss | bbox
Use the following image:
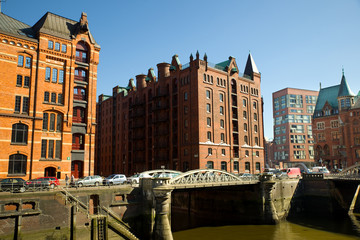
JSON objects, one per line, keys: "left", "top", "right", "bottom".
{"left": 153, "top": 169, "right": 258, "bottom": 189}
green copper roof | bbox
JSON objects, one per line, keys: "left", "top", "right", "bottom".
{"left": 215, "top": 60, "right": 231, "bottom": 71}
{"left": 338, "top": 74, "right": 354, "bottom": 97}
{"left": 314, "top": 85, "right": 340, "bottom": 112}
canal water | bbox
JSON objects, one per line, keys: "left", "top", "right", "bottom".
{"left": 173, "top": 214, "right": 360, "bottom": 240}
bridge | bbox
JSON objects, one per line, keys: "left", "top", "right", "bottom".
{"left": 1, "top": 167, "right": 360, "bottom": 240}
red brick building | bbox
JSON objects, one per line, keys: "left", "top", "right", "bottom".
{"left": 313, "top": 72, "right": 360, "bottom": 170}
{"left": 272, "top": 88, "right": 318, "bottom": 168}
{"left": 0, "top": 12, "right": 100, "bottom": 180}
{"left": 96, "top": 52, "right": 264, "bottom": 176}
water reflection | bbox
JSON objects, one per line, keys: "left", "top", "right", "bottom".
{"left": 173, "top": 215, "right": 360, "bottom": 240}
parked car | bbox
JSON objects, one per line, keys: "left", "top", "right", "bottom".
{"left": 26, "top": 178, "right": 51, "bottom": 190}
{"left": 0, "top": 178, "right": 26, "bottom": 193}
{"left": 285, "top": 168, "right": 301, "bottom": 178}
{"left": 103, "top": 174, "right": 127, "bottom": 185}
{"left": 238, "top": 173, "right": 253, "bottom": 179}
{"left": 72, "top": 175, "right": 103, "bottom": 187}
{"left": 31, "top": 177, "right": 60, "bottom": 189}
{"left": 264, "top": 169, "right": 289, "bottom": 179}
{"left": 153, "top": 172, "right": 180, "bottom": 178}
{"left": 311, "top": 166, "right": 330, "bottom": 174}
{"left": 127, "top": 173, "right": 152, "bottom": 184}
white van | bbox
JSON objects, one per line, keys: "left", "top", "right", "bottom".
{"left": 311, "top": 166, "right": 330, "bottom": 174}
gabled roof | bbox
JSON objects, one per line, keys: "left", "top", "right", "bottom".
{"left": 314, "top": 85, "right": 340, "bottom": 112}
{"left": 32, "top": 12, "right": 77, "bottom": 40}
{"left": 338, "top": 74, "right": 354, "bottom": 97}
{"left": 0, "top": 12, "right": 36, "bottom": 41}
{"left": 32, "top": 12, "right": 99, "bottom": 47}
{"left": 244, "top": 53, "right": 259, "bottom": 77}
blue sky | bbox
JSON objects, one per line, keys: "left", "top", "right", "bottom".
{"left": 2, "top": 0, "right": 360, "bottom": 138}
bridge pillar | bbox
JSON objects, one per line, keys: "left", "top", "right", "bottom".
{"left": 153, "top": 188, "right": 173, "bottom": 240}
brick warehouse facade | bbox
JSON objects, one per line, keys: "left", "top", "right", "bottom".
{"left": 313, "top": 72, "right": 360, "bottom": 170}
{"left": 96, "top": 52, "right": 264, "bottom": 176}
{"left": 0, "top": 12, "right": 100, "bottom": 180}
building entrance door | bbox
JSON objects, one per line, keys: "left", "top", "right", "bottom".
{"left": 71, "top": 161, "right": 83, "bottom": 178}
{"left": 44, "top": 167, "right": 56, "bottom": 177}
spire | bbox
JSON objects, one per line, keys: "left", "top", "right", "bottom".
{"left": 196, "top": 50, "right": 199, "bottom": 59}
{"left": 338, "top": 71, "right": 354, "bottom": 97}
{"left": 243, "top": 53, "right": 259, "bottom": 77}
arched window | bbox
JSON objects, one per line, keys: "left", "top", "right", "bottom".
{"left": 207, "top": 161, "right": 214, "bottom": 169}
{"left": 76, "top": 41, "right": 88, "bottom": 63}
{"left": 255, "top": 137, "right": 259, "bottom": 145}
{"left": 254, "top": 125, "right": 258, "bottom": 133}
{"left": 8, "top": 154, "right": 27, "bottom": 174}
{"left": 244, "top": 135, "right": 248, "bottom": 144}
{"left": 11, "top": 123, "right": 28, "bottom": 144}
{"left": 244, "top": 123, "right": 247, "bottom": 132}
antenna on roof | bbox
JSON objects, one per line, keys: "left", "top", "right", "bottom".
{"left": 0, "top": 0, "right": 6, "bottom": 13}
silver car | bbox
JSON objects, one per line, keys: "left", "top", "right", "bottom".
{"left": 103, "top": 174, "right": 127, "bottom": 185}
{"left": 72, "top": 175, "right": 103, "bottom": 187}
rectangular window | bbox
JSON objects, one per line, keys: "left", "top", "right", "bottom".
{"left": 58, "top": 93, "right": 63, "bottom": 104}
{"left": 52, "top": 69, "right": 58, "bottom": 82}
{"left": 206, "top": 103, "right": 211, "bottom": 113}
{"left": 220, "top": 106, "right": 224, "bottom": 114}
{"left": 234, "top": 161, "right": 239, "bottom": 171}
{"left": 22, "top": 97, "right": 29, "bottom": 113}
{"left": 24, "top": 76, "right": 30, "bottom": 87}
{"left": 206, "top": 90, "right": 210, "bottom": 99}
{"left": 41, "top": 140, "right": 47, "bottom": 158}
{"left": 221, "top": 149, "right": 225, "bottom": 155}
{"left": 184, "top": 92, "right": 188, "bottom": 101}
{"left": 15, "top": 96, "right": 21, "bottom": 112}
{"left": 51, "top": 93, "right": 56, "bottom": 103}
{"left": 18, "top": 55, "right": 24, "bottom": 67}
{"left": 48, "top": 40, "right": 53, "bottom": 49}
{"left": 59, "top": 70, "right": 64, "bottom": 83}
{"left": 221, "top": 133, "right": 225, "bottom": 142}
{"left": 16, "top": 75, "right": 22, "bottom": 86}
{"left": 25, "top": 57, "right": 31, "bottom": 68}
{"left": 48, "top": 140, "right": 54, "bottom": 158}
{"left": 207, "top": 117, "right": 211, "bottom": 127}
{"left": 55, "top": 42, "right": 60, "bottom": 51}
{"left": 56, "top": 115, "right": 62, "bottom": 132}
{"left": 61, "top": 44, "right": 67, "bottom": 53}
{"left": 44, "top": 92, "right": 49, "bottom": 102}
{"left": 43, "top": 113, "right": 48, "bottom": 130}
{"left": 55, "top": 140, "right": 61, "bottom": 159}
{"left": 45, "top": 67, "right": 51, "bottom": 81}
{"left": 50, "top": 113, "right": 55, "bottom": 131}
{"left": 219, "top": 93, "right": 224, "bottom": 102}
{"left": 207, "top": 131, "right": 211, "bottom": 141}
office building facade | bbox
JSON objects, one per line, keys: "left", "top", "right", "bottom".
{"left": 272, "top": 88, "right": 318, "bottom": 167}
